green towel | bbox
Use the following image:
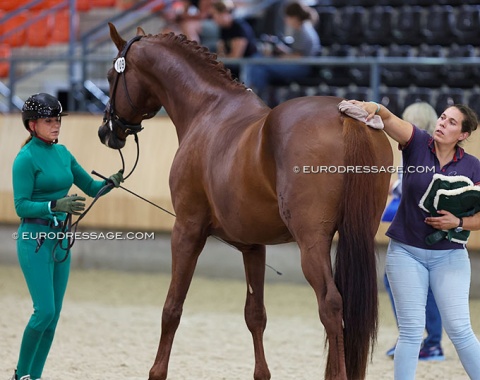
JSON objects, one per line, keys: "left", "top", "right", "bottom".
{"left": 419, "top": 174, "right": 480, "bottom": 245}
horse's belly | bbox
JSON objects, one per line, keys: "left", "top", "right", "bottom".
{"left": 210, "top": 206, "right": 293, "bottom": 245}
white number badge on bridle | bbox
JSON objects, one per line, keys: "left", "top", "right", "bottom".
{"left": 114, "top": 57, "right": 126, "bottom": 73}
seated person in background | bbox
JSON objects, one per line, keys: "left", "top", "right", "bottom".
{"left": 210, "top": 0, "right": 259, "bottom": 79}
{"left": 247, "top": 1, "right": 321, "bottom": 105}
{"left": 160, "top": 0, "right": 219, "bottom": 51}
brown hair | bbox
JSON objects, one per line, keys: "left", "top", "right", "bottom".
{"left": 284, "top": 1, "right": 318, "bottom": 25}
{"left": 22, "top": 135, "right": 33, "bottom": 147}
{"left": 452, "top": 104, "right": 479, "bottom": 135}
{"left": 211, "top": 0, "right": 234, "bottom": 14}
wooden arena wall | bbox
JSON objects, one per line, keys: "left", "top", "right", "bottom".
{"left": 0, "top": 114, "right": 178, "bottom": 231}
{"left": 1, "top": 114, "right": 480, "bottom": 248}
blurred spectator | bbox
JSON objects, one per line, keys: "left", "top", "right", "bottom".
{"left": 210, "top": 0, "right": 259, "bottom": 78}
{"left": 246, "top": 1, "right": 321, "bottom": 105}
{"left": 161, "top": 0, "right": 219, "bottom": 51}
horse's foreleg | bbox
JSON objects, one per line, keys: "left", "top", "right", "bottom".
{"left": 149, "top": 221, "right": 207, "bottom": 380}
{"left": 299, "top": 238, "right": 347, "bottom": 380}
{"left": 241, "top": 244, "right": 271, "bottom": 380}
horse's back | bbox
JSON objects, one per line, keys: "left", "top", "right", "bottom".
{"left": 265, "top": 96, "right": 392, "bottom": 238}
{"left": 267, "top": 95, "right": 391, "bottom": 174}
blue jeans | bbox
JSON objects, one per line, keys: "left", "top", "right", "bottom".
{"left": 384, "top": 272, "right": 442, "bottom": 348}
{"left": 245, "top": 63, "right": 313, "bottom": 96}
{"left": 386, "top": 239, "right": 480, "bottom": 380}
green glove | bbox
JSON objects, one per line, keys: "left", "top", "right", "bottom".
{"left": 108, "top": 169, "right": 124, "bottom": 188}
{"left": 51, "top": 195, "right": 86, "bottom": 215}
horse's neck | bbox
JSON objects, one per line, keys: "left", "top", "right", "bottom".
{"left": 150, "top": 55, "right": 219, "bottom": 137}
{"left": 146, "top": 38, "right": 268, "bottom": 141}
{"left": 155, "top": 68, "right": 257, "bottom": 141}
{"left": 169, "top": 94, "right": 266, "bottom": 144}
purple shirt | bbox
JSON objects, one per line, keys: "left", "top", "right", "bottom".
{"left": 386, "top": 125, "right": 480, "bottom": 249}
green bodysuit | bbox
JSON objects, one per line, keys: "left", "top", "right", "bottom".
{"left": 12, "top": 136, "right": 108, "bottom": 379}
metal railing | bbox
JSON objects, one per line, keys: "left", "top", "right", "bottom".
{"left": 0, "top": 0, "right": 166, "bottom": 112}
{"left": 0, "top": 0, "right": 281, "bottom": 112}
{"left": 2, "top": 54, "right": 480, "bottom": 113}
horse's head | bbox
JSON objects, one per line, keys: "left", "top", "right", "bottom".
{"left": 98, "top": 23, "right": 161, "bottom": 149}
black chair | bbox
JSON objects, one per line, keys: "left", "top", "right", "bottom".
{"left": 344, "top": 87, "right": 371, "bottom": 102}
{"left": 392, "top": 6, "right": 424, "bottom": 45}
{"left": 379, "top": 87, "right": 403, "bottom": 116}
{"left": 443, "top": 44, "right": 476, "bottom": 88}
{"left": 434, "top": 88, "right": 464, "bottom": 115}
{"left": 451, "top": 5, "right": 480, "bottom": 45}
{"left": 331, "top": 0, "right": 356, "bottom": 6}
{"left": 410, "top": 44, "right": 445, "bottom": 88}
{"left": 333, "top": 6, "right": 366, "bottom": 46}
{"left": 437, "top": 0, "right": 463, "bottom": 5}
{"left": 377, "top": 0, "right": 411, "bottom": 5}
{"left": 381, "top": 44, "right": 415, "bottom": 87}
{"left": 320, "top": 44, "right": 355, "bottom": 86}
{"left": 314, "top": 6, "right": 337, "bottom": 47}
{"left": 421, "top": 5, "right": 455, "bottom": 45}
{"left": 412, "top": 0, "right": 438, "bottom": 5}
{"left": 349, "top": 44, "right": 383, "bottom": 87}
{"left": 363, "top": 6, "right": 394, "bottom": 45}
{"left": 403, "top": 88, "right": 434, "bottom": 109}
{"left": 357, "top": 0, "right": 384, "bottom": 6}
{"left": 467, "top": 91, "right": 480, "bottom": 116}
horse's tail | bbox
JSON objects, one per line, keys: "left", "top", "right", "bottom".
{"left": 333, "top": 117, "right": 379, "bottom": 380}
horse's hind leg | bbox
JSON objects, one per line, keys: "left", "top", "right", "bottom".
{"left": 240, "top": 244, "right": 271, "bottom": 380}
{"left": 298, "top": 235, "right": 347, "bottom": 380}
{"left": 149, "top": 221, "right": 207, "bottom": 380}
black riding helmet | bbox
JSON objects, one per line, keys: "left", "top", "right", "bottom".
{"left": 22, "top": 93, "right": 68, "bottom": 130}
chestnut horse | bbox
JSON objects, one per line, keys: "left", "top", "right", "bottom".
{"left": 98, "top": 23, "right": 393, "bottom": 380}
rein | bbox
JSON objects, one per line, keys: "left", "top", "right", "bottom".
{"left": 117, "top": 132, "right": 140, "bottom": 180}
{"left": 89, "top": 171, "right": 282, "bottom": 275}
{"left": 50, "top": 36, "right": 146, "bottom": 262}
{"left": 50, "top": 136, "right": 139, "bottom": 263}
{"left": 50, "top": 183, "right": 114, "bottom": 263}
{"left": 49, "top": 35, "right": 281, "bottom": 274}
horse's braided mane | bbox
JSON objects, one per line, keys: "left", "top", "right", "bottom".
{"left": 144, "top": 32, "right": 246, "bottom": 89}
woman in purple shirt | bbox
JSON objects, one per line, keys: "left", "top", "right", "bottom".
{"left": 348, "top": 100, "right": 480, "bottom": 380}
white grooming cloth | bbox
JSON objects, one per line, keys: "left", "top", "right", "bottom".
{"left": 338, "top": 100, "right": 384, "bottom": 130}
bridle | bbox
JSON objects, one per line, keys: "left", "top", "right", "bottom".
{"left": 104, "top": 34, "right": 157, "bottom": 181}
{"left": 50, "top": 35, "right": 154, "bottom": 263}
{"left": 49, "top": 34, "right": 284, "bottom": 275}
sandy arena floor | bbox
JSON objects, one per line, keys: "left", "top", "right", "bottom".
{"left": 1, "top": 264, "right": 480, "bottom": 380}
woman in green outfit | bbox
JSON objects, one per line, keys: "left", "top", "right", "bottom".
{"left": 10, "top": 93, "right": 124, "bottom": 380}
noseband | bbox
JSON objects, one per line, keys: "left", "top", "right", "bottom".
{"left": 107, "top": 35, "right": 145, "bottom": 138}
{"left": 106, "top": 35, "right": 154, "bottom": 180}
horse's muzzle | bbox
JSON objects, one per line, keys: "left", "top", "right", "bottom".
{"left": 98, "top": 120, "right": 126, "bottom": 149}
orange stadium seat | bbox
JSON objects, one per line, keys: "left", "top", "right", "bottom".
{"left": 76, "top": 0, "right": 92, "bottom": 11}
{"left": 116, "top": 0, "right": 166, "bottom": 13}
{"left": 0, "top": 0, "right": 29, "bottom": 11}
{"left": 91, "top": 0, "right": 117, "bottom": 7}
{"left": 27, "top": 12, "right": 54, "bottom": 47}
{"left": 0, "top": 44, "right": 11, "bottom": 78}
{"left": 31, "top": 0, "right": 63, "bottom": 10}
{"left": 2, "top": 12, "right": 28, "bottom": 47}
{"left": 117, "top": 0, "right": 136, "bottom": 10}
{"left": 50, "top": 10, "right": 79, "bottom": 44}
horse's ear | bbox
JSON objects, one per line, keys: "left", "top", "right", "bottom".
{"left": 136, "top": 27, "right": 146, "bottom": 36}
{"left": 108, "top": 22, "right": 126, "bottom": 52}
